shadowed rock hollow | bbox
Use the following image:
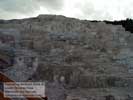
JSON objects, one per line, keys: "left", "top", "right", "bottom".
{"left": 0, "top": 15, "right": 133, "bottom": 100}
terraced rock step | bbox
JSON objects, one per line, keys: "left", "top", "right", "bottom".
{"left": 67, "top": 88, "right": 133, "bottom": 100}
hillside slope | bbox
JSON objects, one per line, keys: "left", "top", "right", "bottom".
{"left": 0, "top": 15, "right": 133, "bottom": 100}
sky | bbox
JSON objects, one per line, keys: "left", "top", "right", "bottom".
{"left": 0, "top": 0, "right": 133, "bottom": 20}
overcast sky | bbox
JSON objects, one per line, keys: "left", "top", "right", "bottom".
{"left": 0, "top": 0, "right": 133, "bottom": 20}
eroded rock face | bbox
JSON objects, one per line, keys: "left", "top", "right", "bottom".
{"left": 0, "top": 15, "right": 133, "bottom": 100}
